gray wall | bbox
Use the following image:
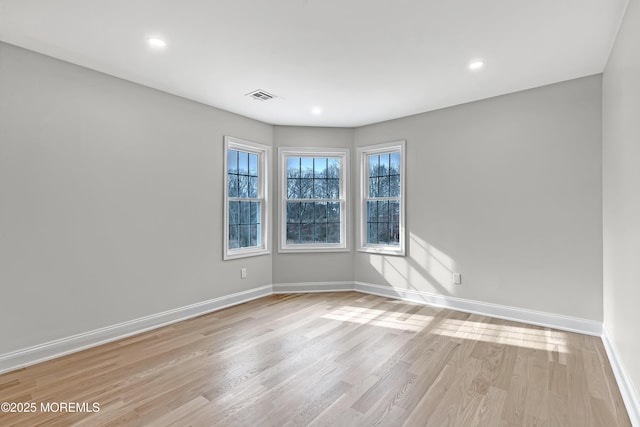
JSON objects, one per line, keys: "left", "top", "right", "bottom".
{"left": 603, "top": 0, "right": 640, "bottom": 405}
{"left": 354, "top": 76, "right": 603, "bottom": 320}
{"left": 0, "top": 42, "right": 273, "bottom": 354}
{"left": 272, "top": 126, "right": 355, "bottom": 284}
{"left": 1, "top": 40, "right": 607, "bottom": 358}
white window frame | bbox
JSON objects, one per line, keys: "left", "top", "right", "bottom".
{"left": 223, "top": 136, "right": 271, "bottom": 260}
{"left": 357, "top": 140, "right": 406, "bottom": 256}
{"left": 278, "top": 147, "right": 350, "bottom": 253}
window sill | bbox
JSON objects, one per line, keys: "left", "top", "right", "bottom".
{"left": 224, "top": 248, "right": 271, "bottom": 260}
{"left": 357, "top": 246, "right": 405, "bottom": 256}
{"left": 278, "top": 245, "right": 350, "bottom": 254}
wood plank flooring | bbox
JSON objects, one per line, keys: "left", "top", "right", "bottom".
{"left": 0, "top": 292, "right": 631, "bottom": 426}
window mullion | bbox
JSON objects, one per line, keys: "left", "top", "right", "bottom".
{"left": 229, "top": 197, "right": 261, "bottom": 202}
{"left": 286, "top": 198, "right": 339, "bottom": 203}
{"left": 364, "top": 196, "right": 400, "bottom": 202}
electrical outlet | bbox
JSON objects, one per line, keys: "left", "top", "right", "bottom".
{"left": 241, "top": 268, "right": 247, "bottom": 279}
{"left": 452, "top": 273, "right": 462, "bottom": 284}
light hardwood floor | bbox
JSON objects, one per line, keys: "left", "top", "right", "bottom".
{"left": 0, "top": 292, "right": 631, "bottom": 426}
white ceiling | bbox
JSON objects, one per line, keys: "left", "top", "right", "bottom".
{"left": 0, "top": 0, "right": 629, "bottom": 127}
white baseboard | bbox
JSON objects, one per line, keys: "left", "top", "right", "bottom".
{"left": 272, "top": 281, "right": 354, "bottom": 294}
{"left": 0, "top": 285, "right": 273, "bottom": 375}
{"left": 352, "top": 281, "right": 602, "bottom": 336}
{"left": 0, "top": 281, "right": 604, "bottom": 376}
{"left": 602, "top": 326, "right": 640, "bottom": 427}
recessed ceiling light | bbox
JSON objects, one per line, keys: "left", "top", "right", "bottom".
{"left": 468, "top": 60, "right": 484, "bottom": 70}
{"left": 147, "top": 37, "right": 167, "bottom": 48}
{"left": 311, "top": 107, "right": 323, "bottom": 115}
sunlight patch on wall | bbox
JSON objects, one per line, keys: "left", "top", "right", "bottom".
{"left": 366, "top": 233, "right": 458, "bottom": 295}
{"left": 410, "top": 233, "right": 456, "bottom": 289}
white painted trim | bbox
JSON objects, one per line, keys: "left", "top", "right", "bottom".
{"left": 357, "top": 140, "right": 406, "bottom": 256}
{"left": 602, "top": 326, "right": 640, "bottom": 427}
{"left": 223, "top": 136, "right": 271, "bottom": 260}
{"left": 0, "top": 285, "right": 273, "bottom": 375}
{"left": 353, "top": 281, "right": 602, "bottom": 336}
{"left": 0, "top": 281, "right": 606, "bottom": 377}
{"left": 277, "top": 146, "right": 350, "bottom": 253}
{"left": 272, "top": 281, "right": 354, "bottom": 294}
{"left": 272, "top": 281, "right": 601, "bottom": 336}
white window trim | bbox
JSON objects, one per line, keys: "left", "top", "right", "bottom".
{"left": 223, "top": 136, "right": 271, "bottom": 260}
{"left": 278, "top": 147, "right": 350, "bottom": 253}
{"left": 357, "top": 140, "right": 406, "bottom": 256}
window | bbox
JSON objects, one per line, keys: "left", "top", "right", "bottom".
{"left": 224, "top": 136, "right": 270, "bottom": 260}
{"left": 279, "top": 147, "right": 349, "bottom": 252}
{"left": 358, "top": 140, "right": 405, "bottom": 255}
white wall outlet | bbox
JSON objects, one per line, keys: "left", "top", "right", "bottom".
{"left": 452, "top": 273, "right": 462, "bottom": 284}
{"left": 241, "top": 268, "right": 247, "bottom": 279}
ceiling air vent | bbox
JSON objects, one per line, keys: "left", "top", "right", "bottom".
{"left": 246, "top": 89, "right": 276, "bottom": 101}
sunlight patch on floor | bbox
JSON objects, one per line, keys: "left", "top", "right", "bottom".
{"left": 431, "top": 318, "right": 571, "bottom": 354}
{"left": 322, "top": 306, "right": 435, "bottom": 332}
{"left": 323, "top": 306, "right": 571, "bottom": 353}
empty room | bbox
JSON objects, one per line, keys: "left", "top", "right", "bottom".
{"left": 0, "top": 0, "right": 639, "bottom": 426}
